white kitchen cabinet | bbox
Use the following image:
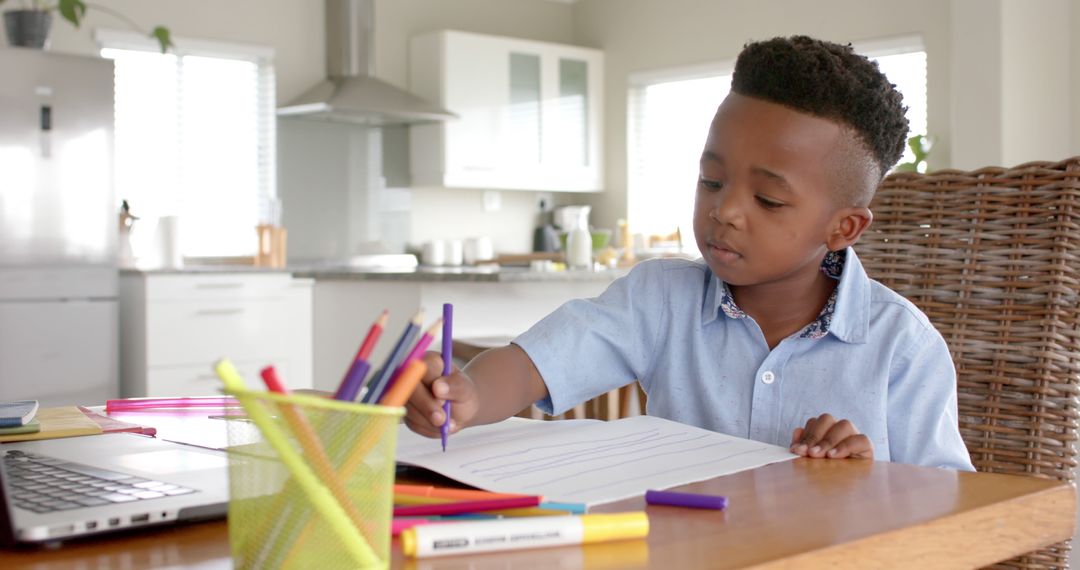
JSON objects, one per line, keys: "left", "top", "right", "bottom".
{"left": 410, "top": 30, "right": 604, "bottom": 192}
{"left": 119, "top": 272, "right": 313, "bottom": 397}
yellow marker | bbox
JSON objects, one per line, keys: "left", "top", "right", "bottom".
{"left": 401, "top": 513, "right": 649, "bottom": 558}
{"left": 213, "top": 359, "right": 380, "bottom": 568}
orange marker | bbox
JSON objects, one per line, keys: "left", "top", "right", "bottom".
{"left": 378, "top": 360, "right": 428, "bottom": 407}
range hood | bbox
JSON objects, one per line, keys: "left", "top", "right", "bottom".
{"left": 277, "top": 0, "right": 455, "bottom": 126}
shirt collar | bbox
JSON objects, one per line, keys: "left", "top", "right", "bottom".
{"left": 701, "top": 247, "right": 869, "bottom": 344}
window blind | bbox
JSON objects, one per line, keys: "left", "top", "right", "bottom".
{"left": 101, "top": 34, "right": 275, "bottom": 258}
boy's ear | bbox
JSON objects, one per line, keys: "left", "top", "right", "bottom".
{"left": 825, "top": 207, "right": 872, "bottom": 251}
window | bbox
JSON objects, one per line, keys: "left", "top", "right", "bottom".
{"left": 99, "top": 31, "right": 276, "bottom": 258}
{"left": 627, "top": 37, "right": 927, "bottom": 256}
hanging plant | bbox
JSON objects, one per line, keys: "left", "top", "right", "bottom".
{"left": 1, "top": 0, "right": 172, "bottom": 52}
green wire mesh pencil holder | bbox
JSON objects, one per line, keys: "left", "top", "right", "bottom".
{"left": 223, "top": 389, "right": 403, "bottom": 569}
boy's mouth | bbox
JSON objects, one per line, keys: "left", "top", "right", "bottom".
{"left": 707, "top": 239, "right": 742, "bottom": 263}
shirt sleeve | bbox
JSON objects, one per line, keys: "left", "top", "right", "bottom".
{"left": 887, "top": 325, "right": 976, "bottom": 471}
{"left": 513, "top": 261, "right": 666, "bottom": 416}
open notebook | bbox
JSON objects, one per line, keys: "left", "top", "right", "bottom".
{"left": 396, "top": 415, "right": 796, "bottom": 507}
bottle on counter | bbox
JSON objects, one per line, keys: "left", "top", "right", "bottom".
{"left": 565, "top": 208, "right": 592, "bottom": 270}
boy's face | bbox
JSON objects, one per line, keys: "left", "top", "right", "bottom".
{"left": 693, "top": 93, "right": 872, "bottom": 288}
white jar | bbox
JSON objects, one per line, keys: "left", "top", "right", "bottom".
{"left": 565, "top": 226, "right": 592, "bottom": 269}
{"left": 421, "top": 240, "right": 447, "bottom": 266}
{"left": 464, "top": 236, "right": 494, "bottom": 265}
{"left": 445, "top": 240, "right": 464, "bottom": 266}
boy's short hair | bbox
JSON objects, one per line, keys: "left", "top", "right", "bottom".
{"left": 731, "top": 36, "right": 909, "bottom": 190}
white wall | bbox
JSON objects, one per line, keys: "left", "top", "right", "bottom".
{"left": 569, "top": 0, "right": 953, "bottom": 232}
{"left": 1000, "top": 0, "right": 1071, "bottom": 166}
{"left": 43, "top": 0, "right": 324, "bottom": 105}
{"left": 950, "top": 0, "right": 1004, "bottom": 170}
{"left": 1074, "top": 0, "right": 1080, "bottom": 157}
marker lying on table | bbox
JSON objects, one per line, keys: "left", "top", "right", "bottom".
{"left": 645, "top": 490, "right": 727, "bottom": 510}
{"left": 393, "top": 495, "right": 541, "bottom": 517}
{"left": 400, "top": 513, "right": 649, "bottom": 558}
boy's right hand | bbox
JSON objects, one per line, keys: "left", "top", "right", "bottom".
{"left": 404, "top": 351, "right": 480, "bottom": 438}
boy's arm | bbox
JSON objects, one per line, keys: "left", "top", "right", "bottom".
{"left": 405, "top": 344, "right": 548, "bottom": 438}
{"left": 885, "top": 327, "right": 974, "bottom": 470}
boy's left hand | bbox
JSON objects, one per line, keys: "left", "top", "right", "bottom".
{"left": 790, "top": 413, "right": 873, "bottom": 459}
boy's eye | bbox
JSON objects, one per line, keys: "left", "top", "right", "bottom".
{"left": 698, "top": 177, "right": 723, "bottom": 190}
{"left": 755, "top": 195, "right": 784, "bottom": 209}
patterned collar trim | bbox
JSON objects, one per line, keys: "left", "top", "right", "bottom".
{"left": 718, "top": 249, "right": 846, "bottom": 340}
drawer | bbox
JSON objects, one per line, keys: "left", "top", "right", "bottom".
{"left": 145, "top": 274, "right": 294, "bottom": 302}
{"left": 145, "top": 359, "right": 302, "bottom": 397}
{"left": 145, "top": 298, "right": 290, "bottom": 366}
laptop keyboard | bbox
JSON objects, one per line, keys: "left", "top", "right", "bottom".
{"left": 3, "top": 450, "right": 196, "bottom": 514}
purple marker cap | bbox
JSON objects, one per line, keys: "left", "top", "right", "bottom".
{"left": 645, "top": 490, "right": 727, "bottom": 510}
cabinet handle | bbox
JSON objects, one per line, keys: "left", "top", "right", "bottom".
{"left": 193, "top": 308, "right": 245, "bottom": 316}
{"left": 193, "top": 374, "right": 219, "bottom": 382}
{"left": 194, "top": 283, "right": 245, "bottom": 289}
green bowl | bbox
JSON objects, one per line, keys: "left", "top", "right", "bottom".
{"left": 558, "top": 229, "right": 612, "bottom": 251}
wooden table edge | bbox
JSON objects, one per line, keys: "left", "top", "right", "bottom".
{"left": 744, "top": 481, "right": 1076, "bottom": 569}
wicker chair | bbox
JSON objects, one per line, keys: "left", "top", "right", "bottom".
{"left": 856, "top": 157, "right": 1080, "bottom": 569}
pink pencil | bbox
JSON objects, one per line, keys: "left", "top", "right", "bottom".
{"left": 375, "top": 319, "right": 442, "bottom": 400}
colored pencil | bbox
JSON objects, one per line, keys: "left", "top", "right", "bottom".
{"left": 392, "top": 496, "right": 541, "bottom": 518}
{"left": 441, "top": 303, "right": 453, "bottom": 452}
{"left": 334, "top": 360, "right": 371, "bottom": 402}
{"left": 333, "top": 310, "right": 387, "bottom": 400}
{"left": 359, "top": 309, "right": 423, "bottom": 403}
{"left": 357, "top": 310, "right": 389, "bottom": 361}
{"left": 376, "top": 318, "right": 442, "bottom": 401}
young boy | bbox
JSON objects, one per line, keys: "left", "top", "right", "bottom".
{"left": 407, "top": 36, "right": 974, "bottom": 471}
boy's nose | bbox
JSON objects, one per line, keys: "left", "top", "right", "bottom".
{"left": 709, "top": 195, "right": 744, "bottom": 227}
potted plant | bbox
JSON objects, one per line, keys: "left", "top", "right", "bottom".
{"left": 2, "top": 0, "right": 171, "bottom": 52}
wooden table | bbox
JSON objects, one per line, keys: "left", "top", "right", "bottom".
{"left": 4, "top": 457, "right": 1073, "bottom": 569}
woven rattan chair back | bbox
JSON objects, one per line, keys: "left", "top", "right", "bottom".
{"left": 856, "top": 157, "right": 1080, "bottom": 569}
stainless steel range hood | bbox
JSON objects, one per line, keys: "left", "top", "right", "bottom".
{"left": 277, "top": 0, "right": 455, "bottom": 126}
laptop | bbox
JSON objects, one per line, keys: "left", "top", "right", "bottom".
{"left": 0, "top": 433, "right": 229, "bottom": 545}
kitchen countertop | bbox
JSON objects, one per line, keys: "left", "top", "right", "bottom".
{"left": 122, "top": 264, "right": 630, "bottom": 283}
{"left": 294, "top": 264, "right": 630, "bottom": 283}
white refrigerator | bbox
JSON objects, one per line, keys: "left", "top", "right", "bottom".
{"left": 0, "top": 47, "right": 118, "bottom": 406}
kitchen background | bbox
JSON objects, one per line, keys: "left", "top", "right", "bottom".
{"left": 36, "top": 0, "right": 1080, "bottom": 262}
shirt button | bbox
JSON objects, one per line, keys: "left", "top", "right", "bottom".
{"left": 761, "top": 371, "right": 775, "bottom": 384}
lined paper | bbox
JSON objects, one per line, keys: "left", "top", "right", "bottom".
{"left": 396, "top": 415, "right": 796, "bottom": 506}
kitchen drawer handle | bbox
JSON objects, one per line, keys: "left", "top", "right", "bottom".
{"left": 194, "top": 374, "right": 219, "bottom": 382}
{"left": 194, "top": 283, "right": 245, "bottom": 289}
{"left": 193, "top": 308, "right": 245, "bottom": 316}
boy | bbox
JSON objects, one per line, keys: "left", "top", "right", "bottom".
{"left": 407, "top": 36, "right": 974, "bottom": 471}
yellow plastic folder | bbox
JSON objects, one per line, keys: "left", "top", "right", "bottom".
{"left": 0, "top": 406, "right": 101, "bottom": 443}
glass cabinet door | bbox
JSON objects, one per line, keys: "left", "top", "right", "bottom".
{"left": 507, "top": 52, "right": 542, "bottom": 165}
{"left": 552, "top": 57, "right": 589, "bottom": 167}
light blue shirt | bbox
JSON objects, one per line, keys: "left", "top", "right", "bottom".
{"left": 514, "top": 248, "right": 974, "bottom": 471}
